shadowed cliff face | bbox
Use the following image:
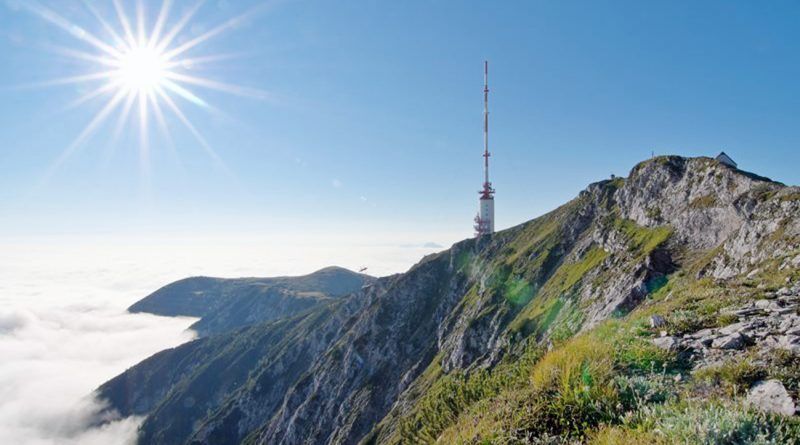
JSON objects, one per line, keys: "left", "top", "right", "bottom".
{"left": 97, "top": 156, "right": 800, "bottom": 445}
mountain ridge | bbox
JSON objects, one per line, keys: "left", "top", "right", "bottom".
{"left": 98, "top": 155, "right": 800, "bottom": 444}
{"left": 128, "top": 266, "right": 373, "bottom": 336}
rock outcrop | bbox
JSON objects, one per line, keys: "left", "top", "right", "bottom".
{"left": 658, "top": 279, "right": 800, "bottom": 370}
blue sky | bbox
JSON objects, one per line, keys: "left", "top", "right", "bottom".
{"left": 1, "top": 0, "right": 798, "bottom": 245}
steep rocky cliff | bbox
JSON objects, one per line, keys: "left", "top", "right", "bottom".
{"left": 99, "top": 156, "right": 800, "bottom": 444}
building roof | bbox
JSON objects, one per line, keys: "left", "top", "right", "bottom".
{"left": 716, "top": 151, "right": 737, "bottom": 168}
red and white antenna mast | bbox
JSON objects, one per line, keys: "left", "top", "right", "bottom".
{"left": 474, "top": 61, "right": 495, "bottom": 237}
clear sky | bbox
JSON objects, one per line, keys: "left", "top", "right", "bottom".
{"left": 1, "top": 0, "right": 798, "bottom": 247}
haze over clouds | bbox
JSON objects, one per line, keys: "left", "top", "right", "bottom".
{"left": 0, "top": 233, "right": 448, "bottom": 444}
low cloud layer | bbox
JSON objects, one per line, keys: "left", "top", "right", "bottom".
{"left": 0, "top": 249, "right": 196, "bottom": 444}
{"left": 0, "top": 304, "right": 195, "bottom": 444}
{"left": 0, "top": 235, "right": 450, "bottom": 444}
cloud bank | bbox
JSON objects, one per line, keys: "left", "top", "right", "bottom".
{"left": 0, "top": 248, "right": 196, "bottom": 445}
{"left": 0, "top": 234, "right": 452, "bottom": 444}
{"left": 0, "top": 303, "right": 195, "bottom": 444}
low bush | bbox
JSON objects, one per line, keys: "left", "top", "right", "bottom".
{"left": 764, "top": 349, "right": 800, "bottom": 397}
{"left": 592, "top": 399, "right": 800, "bottom": 445}
{"left": 694, "top": 356, "right": 766, "bottom": 397}
{"left": 666, "top": 308, "right": 713, "bottom": 334}
{"left": 527, "top": 335, "right": 619, "bottom": 438}
{"left": 436, "top": 330, "right": 677, "bottom": 443}
{"left": 395, "top": 342, "right": 543, "bottom": 444}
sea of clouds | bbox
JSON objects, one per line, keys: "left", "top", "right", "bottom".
{"left": 0, "top": 234, "right": 449, "bottom": 444}
{"left": 0, "top": 243, "right": 198, "bottom": 445}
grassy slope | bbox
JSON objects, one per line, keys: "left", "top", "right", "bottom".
{"left": 371, "top": 180, "right": 800, "bottom": 444}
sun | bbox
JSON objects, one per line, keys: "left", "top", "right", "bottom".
{"left": 18, "top": 0, "right": 269, "bottom": 182}
{"left": 115, "top": 45, "right": 168, "bottom": 94}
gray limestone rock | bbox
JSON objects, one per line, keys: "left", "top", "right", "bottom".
{"left": 747, "top": 380, "right": 796, "bottom": 416}
{"left": 778, "top": 335, "right": 800, "bottom": 354}
{"left": 712, "top": 333, "right": 745, "bottom": 350}
{"left": 650, "top": 315, "right": 666, "bottom": 328}
{"left": 755, "top": 299, "right": 772, "bottom": 309}
{"left": 653, "top": 336, "right": 679, "bottom": 352}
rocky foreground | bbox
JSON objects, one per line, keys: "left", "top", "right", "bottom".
{"left": 100, "top": 155, "right": 800, "bottom": 444}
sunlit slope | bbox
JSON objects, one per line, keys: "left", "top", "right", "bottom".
{"left": 99, "top": 156, "right": 800, "bottom": 444}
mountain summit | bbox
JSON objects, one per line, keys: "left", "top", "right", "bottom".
{"left": 99, "top": 155, "right": 800, "bottom": 444}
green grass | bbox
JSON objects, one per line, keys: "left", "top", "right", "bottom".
{"left": 753, "top": 183, "right": 778, "bottom": 202}
{"left": 509, "top": 246, "right": 608, "bottom": 334}
{"left": 612, "top": 217, "right": 673, "bottom": 256}
{"left": 433, "top": 335, "right": 619, "bottom": 443}
{"left": 693, "top": 349, "right": 800, "bottom": 399}
{"left": 502, "top": 277, "right": 536, "bottom": 306}
{"left": 391, "top": 342, "right": 543, "bottom": 444}
{"left": 500, "top": 210, "right": 564, "bottom": 268}
{"left": 554, "top": 247, "right": 610, "bottom": 294}
{"left": 608, "top": 176, "right": 626, "bottom": 189}
{"left": 690, "top": 194, "right": 717, "bottom": 209}
{"left": 431, "top": 327, "right": 677, "bottom": 444}
{"left": 778, "top": 191, "right": 800, "bottom": 202}
{"left": 694, "top": 354, "right": 766, "bottom": 397}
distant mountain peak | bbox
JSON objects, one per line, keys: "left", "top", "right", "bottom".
{"left": 128, "top": 266, "right": 372, "bottom": 336}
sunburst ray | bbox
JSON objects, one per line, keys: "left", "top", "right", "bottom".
{"left": 154, "top": 1, "right": 204, "bottom": 54}
{"left": 155, "top": 85, "right": 229, "bottom": 172}
{"left": 40, "top": 88, "right": 129, "bottom": 187}
{"left": 24, "top": 2, "right": 122, "bottom": 58}
{"left": 63, "top": 80, "right": 124, "bottom": 111}
{"left": 112, "top": 0, "right": 137, "bottom": 48}
{"left": 13, "top": 71, "right": 117, "bottom": 90}
{"left": 148, "top": 0, "right": 173, "bottom": 50}
{"left": 81, "top": 0, "right": 129, "bottom": 50}
{"left": 163, "top": 72, "right": 271, "bottom": 100}
{"left": 45, "top": 44, "right": 118, "bottom": 68}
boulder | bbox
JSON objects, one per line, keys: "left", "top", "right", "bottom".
{"left": 711, "top": 332, "right": 745, "bottom": 350}
{"left": 778, "top": 335, "right": 800, "bottom": 354}
{"left": 698, "top": 336, "right": 715, "bottom": 347}
{"left": 786, "top": 326, "right": 800, "bottom": 336}
{"left": 763, "top": 336, "right": 781, "bottom": 349}
{"left": 734, "top": 307, "right": 760, "bottom": 317}
{"left": 653, "top": 336, "right": 679, "bottom": 352}
{"left": 649, "top": 315, "right": 666, "bottom": 329}
{"left": 755, "top": 299, "right": 772, "bottom": 310}
{"left": 779, "top": 318, "right": 796, "bottom": 332}
{"left": 718, "top": 321, "right": 753, "bottom": 336}
{"left": 747, "top": 380, "right": 796, "bottom": 416}
{"left": 768, "top": 301, "right": 784, "bottom": 311}
{"left": 689, "top": 328, "right": 715, "bottom": 339}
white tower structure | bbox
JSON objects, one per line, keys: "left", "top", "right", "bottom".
{"left": 474, "top": 61, "right": 495, "bottom": 237}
